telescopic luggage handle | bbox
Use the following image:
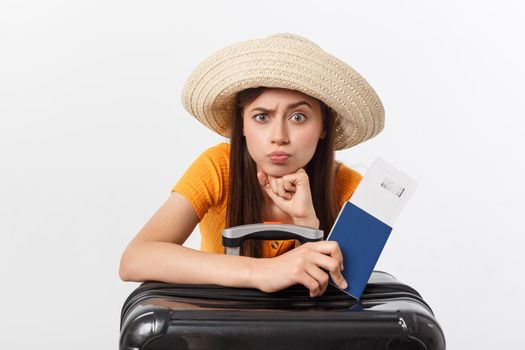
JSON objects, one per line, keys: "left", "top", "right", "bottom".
{"left": 222, "top": 223, "right": 323, "bottom": 256}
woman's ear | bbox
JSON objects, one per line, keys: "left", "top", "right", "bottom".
{"left": 320, "top": 129, "right": 326, "bottom": 139}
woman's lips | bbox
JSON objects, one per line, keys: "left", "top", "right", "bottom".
{"left": 268, "top": 151, "right": 291, "bottom": 163}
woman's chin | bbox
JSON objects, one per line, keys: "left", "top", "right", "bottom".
{"left": 260, "top": 164, "right": 301, "bottom": 177}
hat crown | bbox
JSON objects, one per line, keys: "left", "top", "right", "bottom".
{"left": 266, "top": 33, "right": 321, "bottom": 49}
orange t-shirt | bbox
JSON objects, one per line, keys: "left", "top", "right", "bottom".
{"left": 172, "top": 143, "right": 362, "bottom": 257}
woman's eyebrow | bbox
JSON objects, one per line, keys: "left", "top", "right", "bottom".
{"left": 249, "top": 101, "right": 313, "bottom": 113}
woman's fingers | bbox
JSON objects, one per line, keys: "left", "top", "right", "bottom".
{"left": 265, "top": 241, "right": 346, "bottom": 298}
{"left": 311, "top": 252, "right": 347, "bottom": 290}
{"left": 260, "top": 170, "right": 303, "bottom": 203}
{"left": 267, "top": 175, "right": 293, "bottom": 199}
{"left": 300, "top": 242, "right": 347, "bottom": 291}
{"left": 278, "top": 180, "right": 292, "bottom": 199}
{"left": 260, "top": 172, "right": 288, "bottom": 202}
{"left": 257, "top": 171, "right": 268, "bottom": 186}
{"left": 268, "top": 175, "right": 280, "bottom": 195}
{"left": 305, "top": 264, "right": 330, "bottom": 297}
{"left": 263, "top": 185, "right": 281, "bottom": 203}
{"left": 298, "top": 271, "right": 321, "bottom": 298}
{"left": 274, "top": 178, "right": 287, "bottom": 198}
{"left": 299, "top": 257, "right": 346, "bottom": 297}
{"left": 305, "top": 241, "right": 344, "bottom": 269}
{"left": 283, "top": 180, "right": 296, "bottom": 193}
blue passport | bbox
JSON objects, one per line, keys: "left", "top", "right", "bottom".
{"left": 327, "top": 158, "right": 417, "bottom": 299}
{"left": 327, "top": 202, "right": 392, "bottom": 299}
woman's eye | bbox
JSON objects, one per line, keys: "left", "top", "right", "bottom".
{"left": 291, "top": 113, "right": 306, "bottom": 122}
{"left": 254, "top": 114, "right": 268, "bottom": 122}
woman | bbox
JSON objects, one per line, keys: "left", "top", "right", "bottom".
{"left": 119, "top": 33, "right": 384, "bottom": 298}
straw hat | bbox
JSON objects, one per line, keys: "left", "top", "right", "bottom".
{"left": 181, "top": 33, "right": 384, "bottom": 150}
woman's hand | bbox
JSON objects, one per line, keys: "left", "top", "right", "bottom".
{"left": 251, "top": 241, "right": 347, "bottom": 297}
{"left": 257, "top": 168, "right": 319, "bottom": 228}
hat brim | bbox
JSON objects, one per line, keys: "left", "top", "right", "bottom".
{"left": 182, "top": 33, "right": 384, "bottom": 150}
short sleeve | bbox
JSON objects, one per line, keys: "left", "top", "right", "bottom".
{"left": 172, "top": 143, "right": 230, "bottom": 220}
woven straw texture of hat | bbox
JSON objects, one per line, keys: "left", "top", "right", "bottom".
{"left": 182, "top": 33, "right": 384, "bottom": 150}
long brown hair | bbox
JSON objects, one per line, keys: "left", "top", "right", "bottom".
{"left": 226, "top": 87, "right": 339, "bottom": 257}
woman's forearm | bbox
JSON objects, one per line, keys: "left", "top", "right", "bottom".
{"left": 119, "top": 241, "right": 257, "bottom": 288}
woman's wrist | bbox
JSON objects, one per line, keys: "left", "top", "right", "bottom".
{"left": 292, "top": 216, "right": 320, "bottom": 229}
{"left": 245, "top": 256, "right": 266, "bottom": 291}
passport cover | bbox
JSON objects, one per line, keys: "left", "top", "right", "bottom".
{"left": 327, "top": 201, "right": 392, "bottom": 299}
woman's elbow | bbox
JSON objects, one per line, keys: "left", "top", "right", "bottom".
{"left": 119, "top": 262, "right": 131, "bottom": 282}
{"left": 119, "top": 246, "right": 138, "bottom": 282}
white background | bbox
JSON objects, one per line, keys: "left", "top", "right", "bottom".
{"left": 1, "top": 1, "right": 524, "bottom": 348}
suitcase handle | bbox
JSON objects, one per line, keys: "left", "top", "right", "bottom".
{"left": 222, "top": 223, "right": 323, "bottom": 256}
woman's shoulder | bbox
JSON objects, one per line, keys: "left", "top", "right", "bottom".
{"left": 335, "top": 162, "right": 363, "bottom": 204}
{"left": 172, "top": 142, "right": 230, "bottom": 217}
{"left": 199, "top": 142, "right": 230, "bottom": 158}
{"left": 175, "top": 142, "right": 230, "bottom": 185}
{"left": 205, "top": 142, "right": 230, "bottom": 155}
{"left": 195, "top": 142, "right": 230, "bottom": 168}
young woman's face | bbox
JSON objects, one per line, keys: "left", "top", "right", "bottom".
{"left": 242, "top": 88, "right": 325, "bottom": 177}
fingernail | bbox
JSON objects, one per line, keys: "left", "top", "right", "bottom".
{"left": 341, "top": 280, "right": 348, "bottom": 289}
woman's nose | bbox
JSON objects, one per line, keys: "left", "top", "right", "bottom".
{"left": 270, "top": 121, "right": 290, "bottom": 145}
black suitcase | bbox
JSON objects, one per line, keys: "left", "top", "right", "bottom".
{"left": 120, "top": 225, "right": 445, "bottom": 350}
